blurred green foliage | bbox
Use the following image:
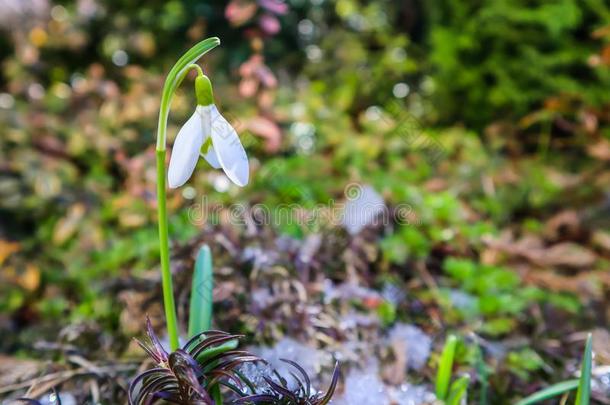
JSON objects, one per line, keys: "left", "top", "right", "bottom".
{"left": 440, "top": 258, "right": 579, "bottom": 336}
{"left": 0, "top": 0, "right": 605, "bottom": 328}
{"left": 0, "top": 0, "right": 609, "bottom": 400}
{"left": 424, "top": 0, "right": 610, "bottom": 127}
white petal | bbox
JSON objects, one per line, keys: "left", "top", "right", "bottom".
{"left": 199, "top": 106, "right": 221, "bottom": 169}
{"left": 201, "top": 147, "right": 221, "bottom": 168}
{"left": 210, "top": 105, "right": 249, "bottom": 187}
{"left": 168, "top": 110, "right": 204, "bottom": 188}
{"left": 200, "top": 144, "right": 221, "bottom": 169}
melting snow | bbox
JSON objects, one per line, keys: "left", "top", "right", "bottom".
{"left": 342, "top": 184, "right": 386, "bottom": 235}
{"left": 241, "top": 332, "right": 437, "bottom": 405}
{"left": 248, "top": 337, "right": 331, "bottom": 390}
{"left": 387, "top": 384, "right": 437, "bottom": 405}
{"left": 334, "top": 362, "right": 390, "bottom": 405}
{"left": 333, "top": 361, "right": 436, "bottom": 405}
{"left": 37, "top": 392, "right": 76, "bottom": 405}
{"left": 237, "top": 361, "right": 277, "bottom": 394}
{"left": 387, "top": 324, "right": 432, "bottom": 371}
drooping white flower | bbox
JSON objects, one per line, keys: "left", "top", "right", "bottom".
{"left": 168, "top": 74, "right": 249, "bottom": 188}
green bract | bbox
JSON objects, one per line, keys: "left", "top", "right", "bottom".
{"left": 196, "top": 74, "right": 214, "bottom": 107}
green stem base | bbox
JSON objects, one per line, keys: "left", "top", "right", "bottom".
{"left": 156, "top": 149, "right": 179, "bottom": 350}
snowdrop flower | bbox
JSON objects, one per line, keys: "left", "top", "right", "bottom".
{"left": 168, "top": 72, "right": 249, "bottom": 188}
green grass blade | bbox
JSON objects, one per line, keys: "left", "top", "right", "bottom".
{"left": 211, "top": 385, "right": 223, "bottom": 405}
{"left": 436, "top": 334, "right": 458, "bottom": 401}
{"left": 515, "top": 379, "right": 579, "bottom": 405}
{"left": 575, "top": 333, "right": 593, "bottom": 405}
{"left": 446, "top": 375, "right": 470, "bottom": 405}
{"left": 188, "top": 245, "right": 214, "bottom": 337}
{"left": 475, "top": 344, "right": 489, "bottom": 405}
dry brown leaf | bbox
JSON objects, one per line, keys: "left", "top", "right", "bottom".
{"left": 480, "top": 247, "right": 502, "bottom": 266}
{"left": 543, "top": 210, "right": 581, "bottom": 241}
{"left": 533, "top": 242, "right": 597, "bottom": 268}
{"left": 0, "top": 240, "right": 20, "bottom": 266}
{"left": 545, "top": 168, "right": 581, "bottom": 189}
{"left": 119, "top": 290, "right": 163, "bottom": 335}
{"left": 247, "top": 116, "right": 282, "bottom": 153}
{"left": 257, "top": 89, "right": 275, "bottom": 109}
{"left": 592, "top": 230, "right": 610, "bottom": 253}
{"left": 592, "top": 328, "right": 610, "bottom": 364}
{"left": 523, "top": 271, "right": 602, "bottom": 297}
{"left": 0, "top": 355, "right": 41, "bottom": 387}
{"left": 214, "top": 280, "right": 241, "bottom": 302}
{"left": 587, "top": 139, "right": 610, "bottom": 161}
{"left": 118, "top": 210, "right": 147, "bottom": 228}
{"left": 19, "top": 264, "right": 40, "bottom": 292}
{"left": 423, "top": 178, "right": 448, "bottom": 192}
{"left": 52, "top": 203, "right": 86, "bottom": 245}
{"left": 225, "top": 0, "right": 257, "bottom": 27}
{"left": 484, "top": 234, "right": 596, "bottom": 269}
{"left": 381, "top": 339, "right": 407, "bottom": 385}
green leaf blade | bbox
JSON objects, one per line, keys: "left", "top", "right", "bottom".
{"left": 446, "top": 375, "right": 470, "bottom": 405}
{"left": 196, "top": 339, "right": 239, "bottom": 366}
{"left": 515, "top": 379, "right": 579, "bottom": 405}
{"left": 188, "top": 245, "right": 214, "bottom": 337}
{"left": 575, "top": 333, "right": 593, "bottom": 405}
{"left": 436, "top": 334, "right": 458, "bottom": 401}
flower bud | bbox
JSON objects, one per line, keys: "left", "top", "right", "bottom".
{"left": 195, "top": 74, "right": 214, "bottom": 106}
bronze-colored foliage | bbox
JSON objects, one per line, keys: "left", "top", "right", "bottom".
{"left": 235, "top": 359, "right": 339, "bottom": 405}
{"left": 128, "top": 319, "right": 259, "bottom": 405}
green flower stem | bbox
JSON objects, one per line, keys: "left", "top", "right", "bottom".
{"left": 155, "top": 37, "right": 220, "bottom": 351}
{"left": 156, "top": 149, "right": 178, "bottom": 350}
{"left": 190, "top": 63, "right": 204, "bottom": 77}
